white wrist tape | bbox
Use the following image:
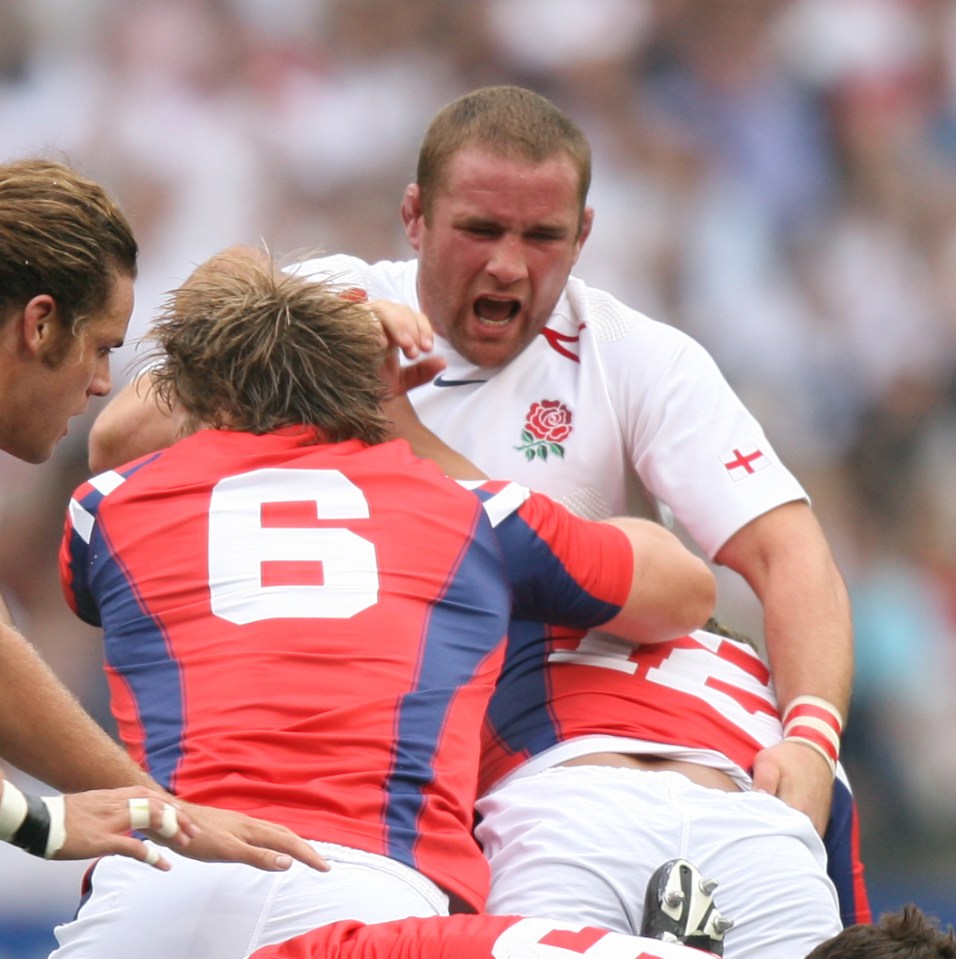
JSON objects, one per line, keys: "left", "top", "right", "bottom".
{"left": 0, "top": 780, "right": 29, "bottom": 841}
{"left": 0, "top": 782, "right": 64, "bottom": 857}
{"left": 42, "top": 795, "right": 67, "bottom": 858}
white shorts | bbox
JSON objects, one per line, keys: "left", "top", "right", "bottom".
{"left": 475, "top": 765, "right": 841, "bottom": 959}
{"left": 51, "top": 841, "right": 449, "bottom": 959}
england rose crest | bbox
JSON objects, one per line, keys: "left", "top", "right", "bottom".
{"left": 516, "top": 400, "right": 573, "bottom": 461}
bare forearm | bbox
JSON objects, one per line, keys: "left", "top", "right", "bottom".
{"left": 0, "top": 627, "right": 331, "bottom": 872}
{"left": 0, "top": 623, "right": 153, "bottom": 792}
{"left": 717, "top": 502, "right": 853, "bottom": 714}
{"left": 717, "top": 502, "right": 852, "bottom": 831}
{"left": 88, "top": 372, "right": 183, "bottom": 474}
{"left": 386, "top": 395, "right": 486, "bottom": 480}
{"left": 760, "top": 549, "right": 852, "bottom": 716}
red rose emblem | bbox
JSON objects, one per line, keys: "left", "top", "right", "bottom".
{"left": 516, "top": 401, "right": 573, "bottom": 462}
{"left": 525, "top": 400, "right": 573, "bottom": 443}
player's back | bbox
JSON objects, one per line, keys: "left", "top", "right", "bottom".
{"left": 481, "top": 629, "right": 780, "bottom": 794}
{"left": 61, "top": 428, "right": 512, "bottom": 909}
{"left": 480, "top": 628, "right": 872, "bottom": 925}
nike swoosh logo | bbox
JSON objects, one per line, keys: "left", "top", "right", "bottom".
{"left": 433, "top": 374, "right": 488, "bottom": 388}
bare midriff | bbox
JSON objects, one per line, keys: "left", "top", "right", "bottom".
{"left": 559, "top": 752, "right": 740, "bottom": 793}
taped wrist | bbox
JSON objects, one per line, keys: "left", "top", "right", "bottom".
{"left": 0, "top": 781, "right": 67, "bottom": 858}
{"left": 782, "top": 695, "right": 843, "bottom": 777}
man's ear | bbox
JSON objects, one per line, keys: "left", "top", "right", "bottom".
{"left": 575, "top": 206, "right": 595, "bottom": 257}
{"left": 401, "top": 184, "right": 425, "bottom": 251}
{"left": 20, "top": 294, "right": 59, "bottom": 357}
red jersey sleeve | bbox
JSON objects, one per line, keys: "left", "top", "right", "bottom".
{"left": 473, "top": 481, "right": 633, "bottom": 628}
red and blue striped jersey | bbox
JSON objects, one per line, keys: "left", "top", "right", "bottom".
{"left": 59, "top": 428, "right": 633, "bottom": 911}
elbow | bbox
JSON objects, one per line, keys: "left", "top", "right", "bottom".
{"left": 604, "top": 517, "right": 716, "bottom": 642}
{"left": 609, "top": 552, "right": 717, "bottom": 644}
{"left": 682, "top": 557, "right": 717, "bottom": 634}
{"left": 641, "top": 553, "right": 717, "bottom": 641}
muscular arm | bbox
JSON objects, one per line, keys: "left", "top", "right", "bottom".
{"left": 715, "top": 500, "right": 853, "bottom": 833}
{"left": 601, "top": 517, "right": 716, "bottom": 642}
{"left": 0, "top": 621, "right": 153, "bottom": 792}
{"left": 501, "top": 504, "right": 715, "bottom": 646}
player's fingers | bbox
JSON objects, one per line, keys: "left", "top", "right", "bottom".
{"left": 128, "top": 796, "right": 178, "bottom": 836}
{"left": 127, "top": 796, "right": 152, "bottom": 831}
{"left": 175, "top": 803, "right": 331, "bottom": 872}
{"left": 396, "top": 313, "right": 435, "bottom": 357}
{"left": 232, "top": 826, "right": 331, "bottom": 873}
{"left": 203, "top": 838, "right": 326, "bottom": 873}
{"left": 399, "top": 357, "right": 446, "bottom": 393}
{"left": 141, "top": 841, "right": 171, "bottom": 871}
{"left": 87, "top": 835, "right": 172, "bottom": 871}
{"left": 364, "top": 306, "right": 389, "bottom": 350}
{"left": 128, "top": 795, "right": 192, "bottom": 848}
{"left": 367, "top": 300, "right": 434, "bottom": 356}
{"left": 409, "top": 309, "right": 434, "bottom": 353}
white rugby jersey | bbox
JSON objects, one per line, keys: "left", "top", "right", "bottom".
{"left": 295, "top": 254, "right": 806, "bottom": 559}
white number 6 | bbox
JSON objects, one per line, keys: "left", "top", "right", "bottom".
{"left": 208, "top": 468, "right": 378, "bottom": 624}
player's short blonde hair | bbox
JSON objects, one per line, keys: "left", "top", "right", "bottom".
{"left": 416, "top": 85, "right": 592, "bottom": 228}
{"left": 148, "top": 247, "right": 389, "bottom": 444}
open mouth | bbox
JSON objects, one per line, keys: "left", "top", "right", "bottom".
{"left": 474, "top": 296, "right": 520, "bottom": 327}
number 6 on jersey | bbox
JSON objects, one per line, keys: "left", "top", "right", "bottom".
{"left": 208, "top": 468, "right": 379, "bottom": 624}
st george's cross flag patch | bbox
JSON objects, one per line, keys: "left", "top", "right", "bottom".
{"left": 720, "top": 443, "right": 771, "bottom": 481}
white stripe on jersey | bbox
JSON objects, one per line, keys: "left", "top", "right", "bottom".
{"left": 90, "top": 470, "right": 127, "bottom": 496}
{"left": 68, "top": 498, "right": 95, "bottom": 545}
{"left": 479, "top": 483, "right": 531, "bottom": 528}
{"left": 69, "top": 471, "right": 128, "bottom": 544}
{"left": 549, "top": 632, "right": 640, "bottom": 674}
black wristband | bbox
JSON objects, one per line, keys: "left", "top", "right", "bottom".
{"left": 10, "top": 792, "right": 51, "bottom": 858}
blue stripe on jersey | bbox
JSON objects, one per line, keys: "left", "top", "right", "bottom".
{"left": 470, "top": 485, "right": 626, "bottom": 766}
{"left": 382, "top": 512, "right": 510, "bottom": 868}
{"left": 66, "top": 477, "right": 186, "bottom": 790}
{"left": 825, "top": 774, "right": 870, "bottom": 925}
{"left": 64, "top": 521, "right": 101, "bottom": 627}
{"left": 484, "top": 618, "right": 561, "bottom": 759}
{"left": 474, "top": 488, "right": 622, "bottom": 628}
{"left": 65, "top": 478, "right": 122, "bottom": 626}
{"left": 91, "top": 520, "right": 186, "bottom": 789}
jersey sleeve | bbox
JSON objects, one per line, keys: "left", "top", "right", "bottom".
{"left": 59, "top": 480, "right": 102, "bottom": 626}
{"left": 473, "top": 481, "right": 633, "bottom": 629}
{"left": 579, "top": 285, "right": 808, "bottom": 558}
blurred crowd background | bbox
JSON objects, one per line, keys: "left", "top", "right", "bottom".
{"left": 2, "top": 0, "right": 956, "bottom": 954}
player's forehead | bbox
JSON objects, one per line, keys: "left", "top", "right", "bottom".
{"left": 437, "top": 147, "right": 583, "bottom": 222}
{"left": 83, "top": 273, "right": 134, "bottom": 343}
